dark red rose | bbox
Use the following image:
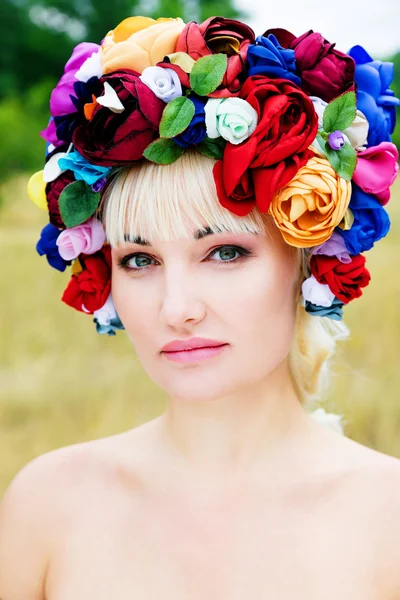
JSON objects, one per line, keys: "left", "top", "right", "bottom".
{"left": 266, "top": 28, "right": 355, "bottom": 102}
{"left": 310, "top": 253, "right": 371, "bottom": 304}
{"left": 175, "top": 17, "right": 255, "bottom": 97}
{"left": 72, "top": 69, "right": 165, "bottom": 166}
{"left": 62, "top": 245, "right": 111, "bottom": 313}
{"left": 46, "top": 170, "right": 75, "bottom": 229}
{"left": 213, "top": 75, "right": 318, "bottom": 215}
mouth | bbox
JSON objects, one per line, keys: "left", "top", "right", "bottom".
{"left": 161, "top": 342, "right": 229, "bottom": 364}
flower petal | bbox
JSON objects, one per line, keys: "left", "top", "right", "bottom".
{"left": 96, "top": 81, "right": 125, "bottom": 113}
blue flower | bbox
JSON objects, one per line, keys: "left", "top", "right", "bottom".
{"left": 36, "top": 223, "right": 71, "bottom": 272}
{"left": 54, "top": 76, "right": 103, "bottom": 143}
{"left": 305, "top": 297, "right": 344, "bottom": 321}
{"left": 247, "top": 34, "right": 301, "bottom": 85}
{"left": 348, "top": 45, "right": 400, "bottom": 147}
{"left": 337, "top": 183, "right": 391, "bottom": 255}
{"left": 173, "top": 95, "right": 207, "bottom": 148}
{"left": 94, "top": 315, "right": 125, "bottom": 336}
{"left": 57, "top": 149, "right": 111, "bottom": 186}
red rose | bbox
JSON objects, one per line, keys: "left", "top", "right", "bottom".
{"left": 62, "top": 245, "right": 111, "bottom": 313}
{"left": 73, "top": 69, "right": 165, "bottom": 166}
{"left": 266, "top": 28, "right": 355, "bottom": 103}
{"left": 213, "top": 160, "right": 256, "bottom": 216}
{"left": 213, "top": 75, "right": 318, "bottom": 216}
{"left": 310, "top": 254, "right": 371, "bottom": 304}
{"left": 175, "top": 17, "right": 255, "bottom": 97}
{"left": 46, "top": 170, "right": 75, "bottom": 229}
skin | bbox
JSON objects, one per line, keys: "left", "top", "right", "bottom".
{"left": 1, "top": 220, "right": 400, "bottom": 599}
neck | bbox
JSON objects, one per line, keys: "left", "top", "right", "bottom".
{"left": 156, "top": 358, "right": 321, "bottom": 480}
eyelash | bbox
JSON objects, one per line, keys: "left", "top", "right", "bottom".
{"left": 118, "top": 245, "right": 252, "bottom": 273}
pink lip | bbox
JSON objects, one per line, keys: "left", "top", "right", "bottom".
{"left": 161, "top": 337, "right": 228, "bottom": 364}
{"left": 161, "top": 337, "right": 226, "bottom": 352}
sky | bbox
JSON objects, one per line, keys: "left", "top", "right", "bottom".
{"left": 235, "top": 0, "right": 400, "bottom": 57}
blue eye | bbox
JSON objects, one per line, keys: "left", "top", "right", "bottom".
{"left": 118, "top": 244, "right": 251, "bottom": 273}
{"left": 119, "top": 253, "right": 155, "bottom": 270}
{"left": 208, "top": 245, "right": 251, "bottom": 264}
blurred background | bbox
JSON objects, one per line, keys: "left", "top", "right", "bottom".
{"left": 0, "top": 0, "right": 399, "bottom": 494}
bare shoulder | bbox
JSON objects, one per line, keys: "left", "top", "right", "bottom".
{"left": 0, "top": 433, "right": 128, "bottom": 600}
{"left": 327, "top": 433, "right": 400, "bottom": 598}
{"left": 360, "top": 448, "right": 400, "bottom": 597}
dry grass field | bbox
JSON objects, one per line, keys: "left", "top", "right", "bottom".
{"left": 1, "top": 173, "right": 399, "bottom": 494}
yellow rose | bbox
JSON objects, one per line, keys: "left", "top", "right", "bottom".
{"left": 100, "top": 16, "right": 186, "bottom": 75}
{"left": 268, "top": 154, "right": 351, "bottom": 248}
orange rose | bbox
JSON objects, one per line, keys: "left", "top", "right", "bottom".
{"left": 269, "top": 154, "right": 351, "bottom": 248}
{"left": 100, "top": 16, "right": 186, "bottom": 75}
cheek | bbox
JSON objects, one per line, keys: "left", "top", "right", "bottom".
{"left": 220, "top": 254, "right": 299, "bottom": 367}
{"left": 111, "top": 270, "right": 157, "bottom": 345}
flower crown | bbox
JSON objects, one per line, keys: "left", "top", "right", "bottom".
{"left": 27, "top": 15, "right": 399, "bottom": 335}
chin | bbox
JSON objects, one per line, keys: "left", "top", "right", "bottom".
{"left": 143, "top": 357, "right": 263, "bottom": 403}
{"left": 158, "top": 377, "right": 239, "bottom": 403}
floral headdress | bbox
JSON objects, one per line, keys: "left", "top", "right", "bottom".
{"left": 28, "top": 15, "right": 399, "bottom": 335}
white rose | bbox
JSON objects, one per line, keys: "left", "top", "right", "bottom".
{"left": 139, "top": 66, "right": 182, "bottom": 103}
{"left": 343, "top": 109, "right": 369, "bottom": 151}
{"left": 301, "top": 275, "right": 335, "bottom": 307}
{"left": 205, "top": 97, "right": 258, "bottom": 145}
{"left": 310, "top": 96, "right": 369, "bottom": 154}
{"left": 75, "top": 51, "right": 103, "bottom": 82}
{"left": 93, "top": 293, "right": 118, "bottom": 326}
{"left": 310, "top": 96, "right": 327, "bottom": 129}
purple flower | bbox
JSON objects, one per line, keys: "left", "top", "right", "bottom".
{"left": 92, "top": 177, "right": 108, "bottom": 192}
{"left": 312, "top": 231, "right": 352, "bottom": 263}
{"left": 41, "top": 42, "right": 100, "bottom": 146}
{"left": 328, "top": 130, "right": 346, "bottom": 150}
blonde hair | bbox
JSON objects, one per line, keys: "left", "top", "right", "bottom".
{"left": 98, "top": 149, "right": 349, "bottom": 408}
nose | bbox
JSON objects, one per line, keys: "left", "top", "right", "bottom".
{"left": 159, "top": 264, "right": 206, "bottom": 331}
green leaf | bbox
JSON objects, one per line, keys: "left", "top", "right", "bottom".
{"left": 159, "top": 97, "right": 195, "bottom": 138}
{"left": 143, "top": 138, "right": 185, "bottom": 164}
{"left": 59, "top": 180, "right": 100, "bottom": 228}
{"left": 325, "top": 141, "right": 357, "bottom": 181}
{"left": 322, "top": 92, "right": 357, "bottom": 134}
{"left": 190, "top": 54, "right": 228, "bottom": 96}
{"left": 315, "top": 133, "right": 326, "bottom": 151}
{"left": 196, "top": 136, "right": 226, "bottom": 159}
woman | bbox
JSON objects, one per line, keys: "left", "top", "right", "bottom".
{"left": 1, "top": 14, "right": 400, "bottom": 600}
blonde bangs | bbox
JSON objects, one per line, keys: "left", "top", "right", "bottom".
{"left": 98, "top": 148, "right": 271, "bottom": 246}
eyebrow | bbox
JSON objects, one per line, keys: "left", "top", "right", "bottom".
{"left": 123, "top": 227, "right": 221, "bottom": 245}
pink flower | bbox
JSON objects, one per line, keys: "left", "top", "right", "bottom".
{"left": 56, "top": 217, "right": 105, "bottom": 260}
{"left": 353, "top": 142, "right": 399, "bottom": 205}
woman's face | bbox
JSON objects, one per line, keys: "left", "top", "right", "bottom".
{"left": 111, "top": 220, "right": 301, "bottom": 402}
